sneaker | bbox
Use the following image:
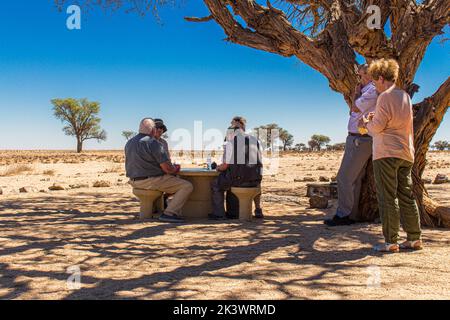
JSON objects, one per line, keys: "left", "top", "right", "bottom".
{"left": 373, "top": 243, "right": 400, "bottom": 253}
{"left": 399, "top": 240, "right": 423, "bottom": 251}
{"left": 254, "top": 208, "right": 264, "bottom": 219}
{"left": 208, "top": 213, "right": 227, "bottom": 221}
{"left": 158, "top": 213, "right": 184, "bottom": 223}
{"left": 324, "top": 215, "right": 355, "bottom": 226}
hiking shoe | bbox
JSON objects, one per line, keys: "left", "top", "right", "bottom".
{"left": 159, "top": 213, "right": 184, "bottom": 223}
{"left": 254, "top": 208, "right": 264, "bottom": 219}
{"left": 324, "top": 215, "right": 355, "bottom": 226}
{"left": 373, "top": 243, "right": 400, "bottom": 253}
{"left": 399, "top": 240, "right": 423, "bottom": 251}
{"left": 208, "top": 214, "right": 227, "bottom": 221}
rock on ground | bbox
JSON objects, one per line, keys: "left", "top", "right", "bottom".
{"left": 19, "top": 186, "right": 37, "bottom": 193}
{"left": 309, "top": 195, "right": 328, "bottom": 209}
{"left": 433, "top": 174, "right": 449, "bottom": 184}
{"left": 93, "top": 180, "right": 111, "bottom": 188}
{"left": 48, "top": 184, "right": 65, "bottom": 191}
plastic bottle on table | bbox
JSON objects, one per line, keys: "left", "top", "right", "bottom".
{"left": 206, "top": 155, "right": 212, "bottom": 170}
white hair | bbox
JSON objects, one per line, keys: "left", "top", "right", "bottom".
{"left": 139, "top": 118, "right": 155, "bottom": 135}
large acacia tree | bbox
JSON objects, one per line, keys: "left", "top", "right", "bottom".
{"left": 56, "top": 0, "right": 449, "bottom": 226}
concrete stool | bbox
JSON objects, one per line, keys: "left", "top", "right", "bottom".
{"left": 230, "top": 186, "right": 262, "bottom": 221}
{"left": 132, "top": 189, "right": 164, "bottom": 220}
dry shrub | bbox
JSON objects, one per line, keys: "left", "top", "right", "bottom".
{"left": 0, "top": 164, "right": 33, "bottom": 177}
{"left": 102, "top": 165, "right": 122, "bottom": 173}
{"left": 43, "top": 169, "right": 55, "bottom": 176}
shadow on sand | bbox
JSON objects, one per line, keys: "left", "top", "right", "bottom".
{"left": 0, "top": 192, "right": 384, "bottom": 299}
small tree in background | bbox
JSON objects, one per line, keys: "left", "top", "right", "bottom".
{"left": 309, "top": 134, "right": 331, "bottom": 151}
{"left": 308, "top": 139, "right": 319, "bottom": 151}
{"left": 279, "top": 129, "right": 294, "bottom": 151}
{"left": 51, "top": 98, "right": 107, "bottom": 153}
{"left": 122, "top": 130, "right": 137, "bottom": 141}
{"left": 432, "top": 140, "right": 450, "bottom": 151}
{"left": 253, "top": 123, "right": 280, "bottom": 151}
{"left": 330, "top": 143, "right": 346, "bottom": 151}
{"left": 294, "top": 143, "right": 306, "bottom": 152}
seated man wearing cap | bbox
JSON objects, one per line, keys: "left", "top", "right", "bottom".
{"left": 153, "top": 118, "right": 172, "bottom": 209}
{"left": 125, "top": 118, "right": 193, "bottom": 223}
{"left": 153, "top": 118, "right": 170, "bottom": 160}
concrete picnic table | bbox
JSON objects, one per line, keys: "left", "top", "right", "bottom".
{"left": 177, "top": 168, "right": 220, "bottom": 218}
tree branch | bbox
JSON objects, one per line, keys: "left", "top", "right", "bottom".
{"left": 184, "top": 15, "right": 213, "bottom": 22}
{"left": 202, "top": 0, "right": 358, "bottom": 104}
{"left": 392, "top": 0, "right": 450, "bottom": 86}
{"left": 413, "top": 76, "right": 450, "bottom": 174}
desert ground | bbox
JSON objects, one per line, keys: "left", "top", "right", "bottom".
{"left": 0, "top": 150, "right": 449, "bottom": 299}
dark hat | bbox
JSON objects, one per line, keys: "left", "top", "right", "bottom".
{"left": 154, "top": 118, "right": 167, "bottom": 133}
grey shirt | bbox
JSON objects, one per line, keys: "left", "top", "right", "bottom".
{"left": 125, "top": 133, "right": 169, "bottom": 179}
{"left": 159, "top": 138, "right": 170, "bottom": 160}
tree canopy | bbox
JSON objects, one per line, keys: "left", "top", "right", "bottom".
{"left": 51, "top": 98, "right": 107, "bottom": 153}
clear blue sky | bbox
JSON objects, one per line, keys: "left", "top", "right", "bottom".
{"left": 0, "top": 1, "right": 448, "bottom": 150}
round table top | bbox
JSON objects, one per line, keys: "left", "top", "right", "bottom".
{"left": 178, "top": 168, "right": 220, "bottom": 177}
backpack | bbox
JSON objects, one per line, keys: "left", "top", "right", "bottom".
{"left": 228, "top": 134, "right": 263, "bottom": 187}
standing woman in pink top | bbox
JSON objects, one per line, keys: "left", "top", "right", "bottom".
{"left": 362, "top": 59, "right": 423, "bottom": 253}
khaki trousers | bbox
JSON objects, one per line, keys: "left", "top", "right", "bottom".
{"left": 129, "top": 175, "right": 193, "bottom": 216}
{"left": 336, "top": 135, "right": 373, "bottom": 218}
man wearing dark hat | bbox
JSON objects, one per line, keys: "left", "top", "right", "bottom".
{"left": 153, "top": 118, "right": 170, "bottom": 160}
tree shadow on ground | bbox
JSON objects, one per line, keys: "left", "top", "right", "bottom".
{"left": 0, "top": 192, "right": 385, "bottom": 299}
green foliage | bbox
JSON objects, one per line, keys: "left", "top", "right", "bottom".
{"left": 253, "top": 124, "right": 295, "bottom": 151}
{"left": 294, "top": 143, "right": 306, "bottom": 151}
{"left": 122, "top": 130, "right": 137, "bottom": 141}
{"left": 253, "top": 123, "right": 280, "bottom": 150}
{"left": 432, "top": 140, "right": 450, "bottom": 151}
{"left": 279, "top": 128, "right": 294, "bottom": 151}
{"left": 328, "top": 142, "right": 346, "bottom": 151}
{"left": 309, "top": 134, "right": 331, "bottom": 151}
{"left": 51, "top": 98, "right": 107, "bottom": 152}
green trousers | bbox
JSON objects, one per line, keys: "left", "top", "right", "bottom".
{"left": 373, "top": 157, "right": 422, "bottom": 244}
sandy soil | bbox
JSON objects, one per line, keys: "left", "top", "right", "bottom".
{"left": 0, "top": 150, "right": 449, "bottom": 299}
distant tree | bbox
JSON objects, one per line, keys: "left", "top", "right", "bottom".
{"left": 279, "top": 129, "right": 294, "bottom": 151}
{"left": 432, "top": 140, "right": 450, "bottom": 151}
{"left": 310, "top": 134, "right": 331, "bottom": 151}
{"left": 253, "top": 123, "right": 280, "bottom": 151}
{"left": 308, "top": 139, "right": 319, "bottom": 151}
{"left": 122, "top": 130, "right": 137, "bottom": 141}
{"left": 294, "top": 143, "right": 306, "bottom": 152}
{"left": 330, "top": 142, "right": 346, "bottom": 151}
{"left": 51, "top": 98, "right": 107, "bottom": 153}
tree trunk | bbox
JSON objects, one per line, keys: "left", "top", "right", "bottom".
{"left": 353, "top": 160, "right": 379, "bottom": 222}
{"left": 76, "top": 139, "right": 83, "bottom": 153}
{"left": 411, "top": 79, "right": 450, "bottom": 228}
